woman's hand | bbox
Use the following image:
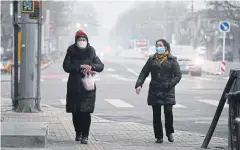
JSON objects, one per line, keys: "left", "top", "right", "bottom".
{"left": 80, "top": 64, "right": 92, "bottom": 73}
{"left": 89, "top": 71, "right": 96, "bottom": 76}
{"left": 136, "top": 86, "right": 142, "bottom": 95}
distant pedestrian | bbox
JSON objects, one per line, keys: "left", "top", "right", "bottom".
{"left": 135, "top": 39, "right": 182, "bottom": 143}
{"left": 63, "top": 30, "right": 104, "bottom": 144}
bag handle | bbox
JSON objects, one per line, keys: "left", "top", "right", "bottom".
{"left": 83, "top": 72, "right": 92, "bottom": 77}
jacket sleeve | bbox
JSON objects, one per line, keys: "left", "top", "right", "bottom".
{"left": 135, "top": 58, "right": 151, "bottom": 88}
{"left": 62, "top": 48, "right": 81, "bottom": 73}
{"left": 90, "top": 47, "right": 104, "bottom": 72}
{"left": 169, "top": 58, "right": 182, "bottom": 88}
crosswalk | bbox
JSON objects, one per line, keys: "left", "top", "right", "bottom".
{"left": 40, "top": 67, "right": 227, "bottom": 83}
{"left": 58, "top": 98, "right": 228, "bottom": 109}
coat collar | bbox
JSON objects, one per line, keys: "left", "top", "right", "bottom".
{"left": 150, "top": 52, "right": 176, "bottom": 60}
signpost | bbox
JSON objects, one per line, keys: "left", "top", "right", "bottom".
{"left": 29, "top": 1, "right": 39, "bottom": 19}
{"left": 219, "top": 21, "right": 230, "bottom": 75}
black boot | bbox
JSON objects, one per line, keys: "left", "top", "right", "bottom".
{"left": 75, "top": 132, "right": 82, "bottom": 141}
{"left": 167, "top": 134, "right": 174, "bottom": 142}
{"left": 81, "top": 136, "right": 88, "bottom": 144}
{"left": 155, "top": 138, "right": 163, "bottom": 143}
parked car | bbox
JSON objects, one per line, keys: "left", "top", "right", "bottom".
{"left": 171, "top": 45, "right": 203, "bottom": 76}
{"left": 212, "top": 46, "right": 233, "bottom": 62}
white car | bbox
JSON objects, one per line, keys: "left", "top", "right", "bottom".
{"left": 196, "top": 46, "right": 206, "bottom": 55}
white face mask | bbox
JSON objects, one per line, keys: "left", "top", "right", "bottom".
{"left": 77, "top": 41, "right": 87, "bottom": 49}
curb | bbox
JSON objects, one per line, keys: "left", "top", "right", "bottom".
{"left": 1, "top": 61, "right": 53, "bottom": 82}
{"left": 202, "top": 70, "right": 229, "bottom": 77}
{"left": 40, "top": 60, "right": 53, "bottom": 70}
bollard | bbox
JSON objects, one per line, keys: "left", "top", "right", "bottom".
{"left": 226, "top": 91, "right": 240, "bottom": 150}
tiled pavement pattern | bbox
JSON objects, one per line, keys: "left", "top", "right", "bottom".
{"left": 1, "top": 98, "right": 228, "bottom": 150}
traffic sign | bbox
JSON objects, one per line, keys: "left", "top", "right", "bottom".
{"left": 29, "top": 1, "right": 40, "bottom": 19}
{"left": 21, "top": 0, "right": 35, "bottom": 13}
{"left": 219, "top": 21, "right": 230, "bottom": 32}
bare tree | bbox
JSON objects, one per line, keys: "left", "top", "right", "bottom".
{"left": 207, "top": 1, "right": 240, "bottom": 26}
{"left": 110, "top": 1, "right": 187, "bottom": 47}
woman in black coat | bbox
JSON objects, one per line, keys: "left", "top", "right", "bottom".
{"left": 62, "top": 30, "right": 104, "bottom": 144}
{"left": 135, "top": 39, "right": 182, "bottom": 143}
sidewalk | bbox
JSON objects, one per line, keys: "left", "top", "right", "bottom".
{"left": 1, "top": 98, "right": 228, "bottom": 150}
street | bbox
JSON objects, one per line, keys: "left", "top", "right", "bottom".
{"left": 42, "top": 55, "right": 229, "bottom": 139}
{"left": 1, "top": 55, "right": 229, "bottom": 139}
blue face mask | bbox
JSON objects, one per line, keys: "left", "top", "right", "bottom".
{"left": 156, "top": 46, "right": 166, "bottom": 54}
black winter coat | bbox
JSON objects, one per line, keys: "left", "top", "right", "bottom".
{"left": 135, "top": 53, "right": 182, "bottom": 106}
{"left": 63, "top": 44, "right": 104, "bottom": 113}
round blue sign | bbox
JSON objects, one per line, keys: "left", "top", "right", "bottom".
{"left": 220, "top": 21, "right": 230, "bottom": 32}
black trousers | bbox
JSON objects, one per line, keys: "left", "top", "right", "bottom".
{"left": 72, "top": 112, "right": 91, "bottom": 137}
{"left": 152, "top": 105, "right": 174, "bottom": 139}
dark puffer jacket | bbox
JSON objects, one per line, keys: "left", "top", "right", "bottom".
{"left": 63, "top": 44, "right": 104, "bottom": 113}
{"left": 135, "top": 53, "right": 182, "bottom": 106}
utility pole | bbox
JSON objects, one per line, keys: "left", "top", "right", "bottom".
{"left": 191, "top": 0, "right": 194, "bottom": 47}
{"left": 15, "top": 1, "right": 42, "bottom": 112}
{"left": 36, "top": 1, "right": 43, "bottom": 110}
{"left": 12, "top": 1, "right": 20, "bottom": 108}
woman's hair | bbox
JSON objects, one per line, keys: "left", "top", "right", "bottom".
{"left": 155, "top": 39, "right": 171, "bottom": 52}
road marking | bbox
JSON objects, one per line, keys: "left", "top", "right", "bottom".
{"left": 181, "top": 78, "right": 193, "bottom": 82}
{"left": 59, "top": 99, "right": 66, "bottom": 105}
{"left": 104, "top": 99, "right": 134, "bottom": 108}
{"left": 194, "top": 121, "right": 227, "bottom": 125}
{"left": 174, "top": 103, "right": 186, "bottom": 108}
{"left": 62, "top": 78, "right": 68, "bottom": 82}
{"left": 127, "top": 68, "right": 139, "bottom": 76}
{"left": 116, "top": 77, "right": 129, "bottom": 81}
{"left": 110, "top": 74, "right": 120, "bottom": 77}
{"left": 223, "top": 77, "right": 229, "bottom": 80}
{"left": 62, "top": 77, "right": 100, "bottom": 82}
{"left": 106, "top": 68, "right": 115, "bottom": 72}
{"left": 198, "top": 99, "right": 229, "bottom": 108}
{"left": 193, "top": 77, "right": 213, "bottom": 81}
{"left": 94, "top": 78, "right": 100, "bottom": 81}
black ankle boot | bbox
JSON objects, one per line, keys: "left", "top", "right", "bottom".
{"left": 167, "top": 134, "right": 174, "bottom": 142}
{"left": 81, "top": 136, "right": 88, "bottom": 144}
{"left": 75, "top": 132, "right": 82, "bottom": 141}
{"left": 155, "top": 138, "right": 163, "bottom": 143}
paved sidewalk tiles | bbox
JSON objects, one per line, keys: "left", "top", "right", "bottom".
{"left": 1, "top": 98, "right": 228, "bottom": 150}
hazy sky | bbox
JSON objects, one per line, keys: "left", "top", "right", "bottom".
{"left": 91, "top": 0, "right": 207, "bottom": 29}
{"left": 92, "top": 1, "right": 134, "bottom": 29}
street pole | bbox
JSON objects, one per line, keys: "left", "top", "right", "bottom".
{"left": 45, "top": 9, "right": 50, "bottom": 56}
{"left": 36, "top": 1, "right": 43, "bottom": 110}
{"left": 191, "top": 0, "right": 194, "bottom": 47}
{"left": 222, "top": 32, "right": 226, "bottom": 62}
{"left": 15, "top": 1, "right": 40, "bottom": 113}
{"left": 12, "top": 1, "right": 19, "bottom": 108}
